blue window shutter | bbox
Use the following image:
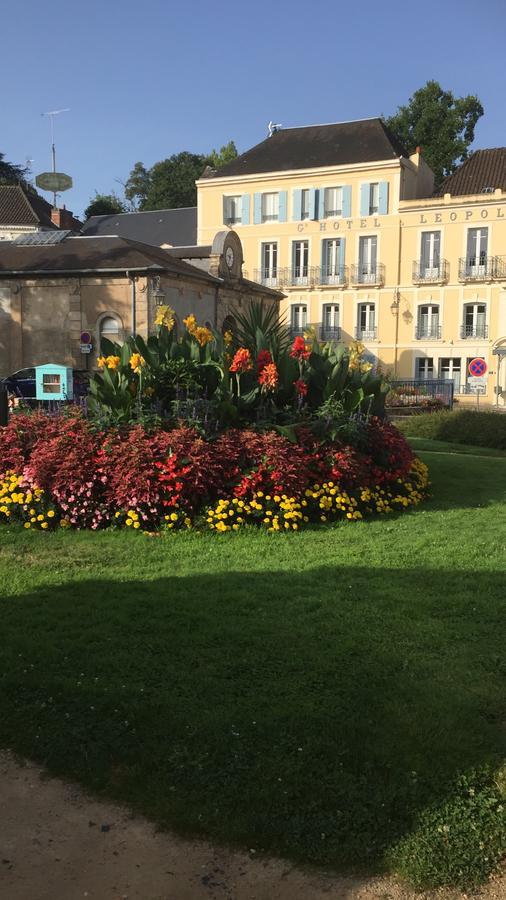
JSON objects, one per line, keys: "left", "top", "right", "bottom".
{"left": 242, "top": 194, "right": 250, "bottom": 225}
{"left": 253, "top": 193, "right": 262, "bottom": 224}
{"left": 338, "top": 237, "right": 346, "bottom": 275}
{"left": 292, "top": 189, "right": 302, "bottom": 221}
{"left": 321, "top": 239, "right": 327, "bottom": 270}
{"left": 342, "top": 186, "right": 352, "bottom": 218}
{"left": 360, "top": 183, "right": 369, "bottom": 216}
{"left": 309, "top": 188, "right": 317, "bottom": 219}
{"left": 279, "top": 191, "right": 287, "bottom": 222}
{"left": 378, "top": 181, "right": 389, "bottom": 215}
{"left": 318, "top": 188, "right": 325, "bottom": 219}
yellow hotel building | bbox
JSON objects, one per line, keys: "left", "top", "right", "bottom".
{"left": 197, "top": 119, "right": 506, "bottom": 406}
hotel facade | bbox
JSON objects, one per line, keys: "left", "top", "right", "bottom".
{"left": 197, "top": 120, "right": 506, "bottom": 406}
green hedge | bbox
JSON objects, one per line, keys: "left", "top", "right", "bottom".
{"left": 396, "top": 409, "right": 506, "bottom": 450}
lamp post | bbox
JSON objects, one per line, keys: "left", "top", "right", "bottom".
{"left": 390, "top": 289, "right": 400, "bottom": 378}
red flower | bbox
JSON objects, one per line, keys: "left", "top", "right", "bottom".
{"left": 230, "top": 347, "right": 253, "bottom": 374}
{"left": 256, "top": 349, "right": 273, "bottom": 373}
{"left": 294, "top": 378, "right": 308, "bottom": 397}
{"left": 258, "top": 362, "right": 279, "bottom": 392}
{"left": 290, "top": 336, "right": 311, "bottom": 361}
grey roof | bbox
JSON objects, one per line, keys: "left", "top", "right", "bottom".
{"left": 0, "top": 234, "right": 219, "bottom": 283}
{"left": 81, "top": 206, "right": 197, "bottom": 247}
{"left": 434, "top": 148, "right": 506, "bottom": 197}
{"left": 200, "top": 118, "right": 408, "bottom": 179}
{"left": 0, "top": 185, "right": 56, "bottom": 228}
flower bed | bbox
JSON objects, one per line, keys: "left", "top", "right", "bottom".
{"left": 0, "top": 412, "right": 429, "bottom": 533}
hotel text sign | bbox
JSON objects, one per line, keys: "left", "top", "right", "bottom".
{"left": 296, "top": 206, "right": 505, "bottom": 232}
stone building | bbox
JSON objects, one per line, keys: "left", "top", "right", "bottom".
{"left": 0, "top": 185, "right": 81, "bottom": 242}
{"left": 0, "top": 228, "right": 281, "bottom": 379}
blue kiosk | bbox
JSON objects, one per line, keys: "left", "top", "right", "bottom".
{"left": 35, "top": 364, "right": 74, "bottom": 401}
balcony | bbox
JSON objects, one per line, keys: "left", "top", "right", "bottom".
{"left": 460, "top": 324, "right": 488, "bottom": 340}
{"left": 319, "top": 325, "right": 342, "bottom": 342}
{"left": 355, "top": 326, "right": 377, "bottom": 341}
{"left": 458, "top": 257, "right": 495, "bottom": 281}
{"left": 288, "top": 322, "right": 318, "bottom": 339}
{"left": 318, "top": 266, "right": 348, "bottom": 287}
{"left": 350, "top": 263, "right": 385, "bottom": 287}
{"left": 412, "top": 260, "right": 448, "bottom": 283}
{"left": 415, "top": 325, "right": 442, "bottom": 340}
{"left": 494, "top": 255, "right": 506, "bottom": 279}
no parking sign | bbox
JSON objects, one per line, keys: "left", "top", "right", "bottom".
{"left": 468, "top": 358, "right": 487, "bottom": 377}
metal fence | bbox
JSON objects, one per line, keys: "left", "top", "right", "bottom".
{"left": 387, "top": 379, "right": 454, "bottom": 411}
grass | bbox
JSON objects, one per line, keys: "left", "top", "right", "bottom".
{"left": 0, "top": 449, "right": 505, "bottom": 888}
{"left": 407, "top": 436, "right": 506, "bottom": 458}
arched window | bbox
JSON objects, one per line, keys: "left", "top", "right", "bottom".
{"left": 222, "top": 315, "right": 236, "bottom": 337}
{"left": 98, "top": 315, "right": 121, "bottom": 352}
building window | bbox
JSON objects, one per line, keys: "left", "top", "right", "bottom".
{"left": 261, "top": 192, "right": 279, "bottom": 222}
{"left": 260, "top": 242, "right": 278, "bottom": 286}
{"left": 416, "top": 304, "right": 440, "bottom": 340}
{"left": 301, "top": 189, "right": 310, "bottom": 220}
{"left": 466, "top": 227, "right": 488, "bottom": 275}
{"left": 416, "top": 357, "right": 434, "bottom": 380}
{"left": 290, "top": 304, "right": 307, "bottom": 336}
{"left": 462, "top": 303, "right": 487, "bottom": 339}
{"left": 321, "top": 304, "right": 340, "bottom": 341}
{"left": 223, "top": 196, "right": 242, "bottom": 225}
{"left": 439, "top": 357, "right": 461, "bottom": 393}
{"left": 357, "top": 303, "right": 376, "bottom": 340}
{"left": 420, "top": 231, "right": 441, "bottom": 277}
{"left": 322, "top": 238, "right": 344, "bottom": 284}
{"left": 292, "top": 240, "right": 309, "bottom": 284}
{"left": 368, "top": 183, "right": 379, "bottom": 215}
{"left": 358, "top": 236, "right": 378, "bottom": 283}
{"left": 324, "top": 187, "right": 343, "bottom": 218}
{"left": 42, "top": 373, "right": 61, "bottom": 395}
{"left": 99, "top": 316, "right": 120, "bottom": 349}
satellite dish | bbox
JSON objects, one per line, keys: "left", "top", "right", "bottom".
{"left": 36, "top": 172, "right": 73, "bottom": 192}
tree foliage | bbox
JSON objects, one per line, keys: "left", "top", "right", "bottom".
{"left": 124, "top": 141, "right": 238, "bottom": 210}
{"left": 385, "top": 81, "right": 484, "bottom": 187}
{"left": 0, "top": 152, "right": 30, "bottom": 188}
{"left": 84, "top": 193, "right": 127, "bottom": 219}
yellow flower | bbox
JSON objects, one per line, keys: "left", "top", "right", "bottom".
{"left": 133, "top": 521, "right": 140, "bottom": 529}
{"left": 23, "top": 522, "right": 31, "bottom": 529}
{"left": 193, "top": 326, "right": 214, "bottom": 347}
{"left": 105, "top": 355, "right": 121, "bottom": 370}
{"left": 41, "top": 522, "right": 48, "bottom": 529}
{"left": 223, "top": 330, "right": 233, "bottom": 345}
{"left": 154, "top": 304, "right": 175, "bottom": 330}
{"left": 97, "top": 356, "right": 107, "bottom": 368}
{"left": 129, "top": 352, "right": 145, "bottom": 374}
{"left": 183, "top": 313, "right": 197, "bottom": 334}
{"left": 47, "top": 510, "right": 55, "bottom": 518}
{"left": 125, "top": 518, "right": 133, "bottom": 526}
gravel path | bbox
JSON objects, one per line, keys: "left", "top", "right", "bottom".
{"left": 0, "top": 754, "right": 503, "bottom": 900}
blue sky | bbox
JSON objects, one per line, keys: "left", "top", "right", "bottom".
{"left": 2, "top": 0, "right": 505, "bottom": 217}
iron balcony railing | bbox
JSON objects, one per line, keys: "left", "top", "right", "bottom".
{"left": 412, "top": 260, "right": 448, "bottom": 283}
{"left": 460, "top": 324, "right": 489, "bottom": 339}
{"left": 494, "top": 255, "right": 506, "bottom": 278}
{"left": 288, "top": 322, "right": 317, "bottom": 339}
{"left": 415, "top": 324, "right": 442, "bottom": 340}
{"left": 350, "top": 263, "right": 385, "bottom": 286}
{"left": 319, "top": 325, "right": 342, "bottom": 342}
{"left": 318, "top": 266, "right": 348, "bottom": 286}
{"left": 254, "top": 268, "right": 280, "bottom": 288}
{"left": 458, "top": 257, "right": 495, "bottom": 280}
{"left": 254, "top": 267, "right": 321, "bottom": 288}
{"left": 355, "top": 326, "right": 378, "bottom": 341}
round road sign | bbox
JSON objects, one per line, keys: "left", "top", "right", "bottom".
{"left": 468, "top": 357, "right": 487, "bottom": 377}
{"left": 80, "top": 331, "right": 92, "bottom": 344}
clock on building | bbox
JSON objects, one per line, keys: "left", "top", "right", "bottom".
{"left": 225, "top": 246, "right": 235, "bottom": 269}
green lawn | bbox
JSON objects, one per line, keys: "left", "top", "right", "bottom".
{"left": 0, "top": 449, "right": 505, "bottom": 887}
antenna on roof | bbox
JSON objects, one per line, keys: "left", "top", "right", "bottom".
{"left": 268, "top": 121, "right": 282, "bottom": 137}
{"left": 39, "top": 109, "right": 71, "bottom": 207}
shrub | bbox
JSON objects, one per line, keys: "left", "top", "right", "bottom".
{"left": 387, "top": 767, "right": 506, "bottom": 890}
{"left": 396, "top": 410, "right": 506, "bottom": 450}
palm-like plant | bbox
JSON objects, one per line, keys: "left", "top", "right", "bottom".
{"left": 234, "top": 300, "right": 290, "bottom": 357}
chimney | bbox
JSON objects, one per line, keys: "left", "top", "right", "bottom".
{"left": 51, "top": 205, "right": 80, "bottom": 230}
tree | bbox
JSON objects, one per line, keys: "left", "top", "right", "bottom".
{"left": 207, "top": 141, "right": 238, "bottom": 170}
{"left": 0, "top": 152, "right": 30, "bottom": 188}
{"left": 124, "top": 141, "right": 238, "bottom": 211}
{"left": 84, "top": 192, "right": 127, "bottom": 219}
{"left": 385, "top": 81, "right": 484, "bottom": 187}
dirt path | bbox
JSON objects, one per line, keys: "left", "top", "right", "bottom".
{"left": 0, "top": 754, "right": 503, "bottom": 900}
